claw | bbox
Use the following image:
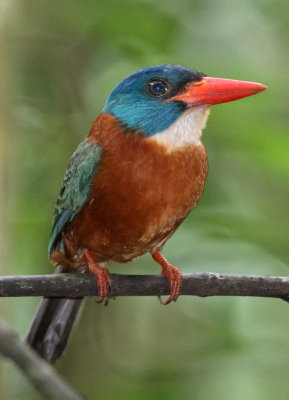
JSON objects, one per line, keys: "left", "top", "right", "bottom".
{"left": 82, "top": 250, "right": 110, "bottom": 305}
{"left": 152, "top": 251, "right": 183, "bottom": 305}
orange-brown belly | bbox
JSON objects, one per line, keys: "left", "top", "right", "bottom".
{"left": 66, "top": 135, "right": 208, "bottom": 264}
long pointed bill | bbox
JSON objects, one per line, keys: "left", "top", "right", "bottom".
{"left": 168, "top": 77, "right": 267, "bottom": 107}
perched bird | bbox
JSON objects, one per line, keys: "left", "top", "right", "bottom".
{"left": 26, "top": 65, "right": 267, "bottom": 362}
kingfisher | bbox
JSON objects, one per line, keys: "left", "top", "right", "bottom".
{"left": 26, "top": 65, "right": 267, "bottom": 362}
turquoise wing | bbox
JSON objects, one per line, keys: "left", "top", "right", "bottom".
{"left": 48, "top": 138, "right": 102, "bottom": 256}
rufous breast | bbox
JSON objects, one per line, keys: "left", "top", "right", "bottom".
{"left": 66, "top": 114, "right": 208, "bottom": 264}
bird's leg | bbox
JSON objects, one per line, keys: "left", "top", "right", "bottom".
{"left": 82, "top": 249, "right": 110, "bottom": 306}
{"left": 151, "top": 250, "right": 183, "bottom": 305}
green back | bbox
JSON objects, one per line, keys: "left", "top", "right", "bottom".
{"left": 48, "top": 138, "right": 102, "bottom": 256}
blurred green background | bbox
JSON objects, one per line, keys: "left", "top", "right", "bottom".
{"left": 0, "top": 1, "right": 288, "bottom": 399}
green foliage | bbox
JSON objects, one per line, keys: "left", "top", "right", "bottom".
{"left": 1, "top": 1, "right": 288, "bottom": 399}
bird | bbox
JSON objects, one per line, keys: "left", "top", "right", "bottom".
{"left": 26, "top": 64, "right": 267, "bottom": 363}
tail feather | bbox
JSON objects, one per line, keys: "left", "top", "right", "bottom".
{"left": 26, "top": 296, "right": 83, "bottom": 363}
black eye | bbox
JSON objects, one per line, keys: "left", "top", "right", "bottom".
{"left": 147, "top": 79, "right": 171, "bottom": 97}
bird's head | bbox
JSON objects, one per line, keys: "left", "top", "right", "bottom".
{"left": 103, "top": 65, "right": 267, "bottom": 146}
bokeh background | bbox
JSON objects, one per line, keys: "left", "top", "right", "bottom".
{"left": 0, "top": 1, "right": 288, "bottom": 399}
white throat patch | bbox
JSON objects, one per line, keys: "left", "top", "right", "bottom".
{"left": 149, "top": 105, "right": 210, "bottom": 151}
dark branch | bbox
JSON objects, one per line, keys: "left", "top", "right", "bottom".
{"left": 0, "top": 318, "right": 84, "bottom": 400}
{"left": 0, "top": 273, "right": 288, "bottom": 301}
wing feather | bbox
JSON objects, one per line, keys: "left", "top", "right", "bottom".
{"left": 48, "top": 139, "right": 102, "bottom": 256}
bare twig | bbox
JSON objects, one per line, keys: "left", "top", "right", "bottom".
{"left": 0, "top": 319, "right": 84, "bottom": 400}
{"left": 0, "top": 273, "right": 288, "bottom": 301}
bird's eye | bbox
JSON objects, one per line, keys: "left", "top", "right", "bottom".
{"left": 147, "top": 79, "right": 171, "bottom": 97}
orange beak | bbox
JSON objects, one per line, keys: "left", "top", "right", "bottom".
{"left": 167, "top": 77, "right": 267, "bottom": 107}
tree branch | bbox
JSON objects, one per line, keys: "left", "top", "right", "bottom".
{"left": 0, "top": 273, "right": 288, "bottom": 301}
{"left": 0, "top": 318, "right": 84, "bottom": 400}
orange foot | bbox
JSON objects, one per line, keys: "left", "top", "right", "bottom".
{"left": 151, "top": 250, "right": 183, "bottom": 305}
{"left": 82, "top": 250, "right": 110, "bottom": 306}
